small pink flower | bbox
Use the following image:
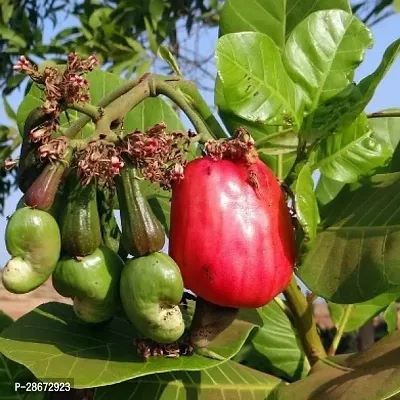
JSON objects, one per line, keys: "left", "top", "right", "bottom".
{"left": 13, "top": 56, "right": 30, "bottom": 72}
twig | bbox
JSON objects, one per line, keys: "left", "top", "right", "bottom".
{"left": 367, "top": 111, "right": 400, "bottom": 119}
{"left": 328, "top": 304, "right": 353, "bottom": 356}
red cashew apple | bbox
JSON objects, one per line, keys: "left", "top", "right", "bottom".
{"left": 169, "top": 156, "right": 296, "bottom": 308}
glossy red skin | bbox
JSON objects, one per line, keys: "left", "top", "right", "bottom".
{"left": 169, "top": 156, "right": 295, "bottom": 308}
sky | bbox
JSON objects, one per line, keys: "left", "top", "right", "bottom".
{"left": 0, "top": 9, "right": 399, "bottom": 267}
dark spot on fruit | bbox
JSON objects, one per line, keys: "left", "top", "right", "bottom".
{"left": 202, "top": 265, "right": 213, "bottom": 281}
{"left": 207, "top": 166, "right": 212, "bottom": 175}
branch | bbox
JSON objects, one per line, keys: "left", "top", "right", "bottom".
{"left": 283, "top": 277, "right": 327, "bottom": 365}
{"left": 67, "top": 102, "right": 103, "bottom": 120}
{"left": 155, "top": 79, "right": 214, "bottom": 140}
{"left": 173, "top": 80, "right": 228, "bottom": 139}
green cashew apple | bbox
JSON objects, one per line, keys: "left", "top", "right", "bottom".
{"left": 52, "top": 246, "right": 124, "bottom": 324}
{"left": 120, "top": 252, "right": 185, "bottom": 343}
{"left": 2, "top": 207, "right": 61, "bottom": 294}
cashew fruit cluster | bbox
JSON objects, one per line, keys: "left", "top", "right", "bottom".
{"left": 3, "top": 109, "right": 185, "bottom": 342}
{"left": 4, "top": 100, "right": 295, "bottom": 351}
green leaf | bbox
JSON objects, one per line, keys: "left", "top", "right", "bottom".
{"left": 0, "top": 25, "right": 27, "bottom": 47}
{"left": 369, "top": 109, "right": 400, "bottom": 173}
{"left": 395, "top": 0, "right": 400, "bottom": 12}
{"left": 311, "top": 114, "right": 391, "bottom": 183}
{"left": 348, "top": 39, "right": 400, "bottom": 122}
{"left": 292, "top": 163, "right": 320, "bottom": 259}
{"left": 286, "top": 0, "right": 351, "bottom": 36}
{"left": 315, "top": 175, "right": 346, "bottom": 206}
{"left": 87, "top": 69, "right": 124, "bottom": 105}
{"left": 2, "top": 95, "right": 17, "bottom": 121}
{"left": 284, "top": 10, "right": 372, "bottom": 116}
{"left": 329, "top": 286, "right": 400, "bottom": 332}
{"left": 124, "top": 97, "right": 184, "bottom": 133}
{"left": 94, "top": 360, "right": 284, "bottom": 399}
{"left": 215, "top": 78, "right": 298, "bottom": 156}
{"left": 0, "top": 310, "right": 13, "bottom": 332}
{"left": 384, "top": 302, "right": 398, "bottom": 333}
{"left": 0, "top": 313, "right": 44, "bottom": 400}
{"left": 306, "top": 39, "right": 400, "bottom": 137}
{"left": 370, "top": 110, "right": 400, "bottom": 152}
{"left": 144, "top": 16, "right": 159, "bottom": 54}
{"left": 88, "top": 8, "right": 113, "bottom": 30}
{"left": 219, "top": 0, "right": 286, "bottom": 48}
{"left": 157, "top": 45, "right": 182, "bottom": 76}
{"left": 234, "top": 300, "right": 310, "bottom": 382}
{"left": 0, "top": 302, "right": 261, "bottom": 389}
{"left": 216, "top": 32, "right": 303, "bottom": 129}
{"left": 298, "top": 172, "right": 400, "bottom": 303}
{"left": 277, "top": 331, "right": 400, "bottom": 400}
{"left": 149, "top": 0, "right": 165, "bottom": 27}
{"left": 16, "top": 84, "right": 43, "bottom": 137}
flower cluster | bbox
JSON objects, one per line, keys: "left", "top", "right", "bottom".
{"left": 39, "top": 137, "right": 70, "bottom": 161}
{"left": 205, "top": 128, "right": 256, "bottom": 162}
{"left": 120, "top": 123, "right": 193, "bottom": 189}
{"left": 13, "top": 53, "right": 99, "bottom": 145}
{"left": 76, "top": 140, "right": 124, "bottom": 185}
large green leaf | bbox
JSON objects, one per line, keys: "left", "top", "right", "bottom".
{"left": 285, "top": 0, "right": 351, "bottom": 36}
{"left": 298, "top": 172, "right": 400, "bottom": 303}
{"left": 94, "top": 360, "right": 284, "bottom": 399}
{"left": 219, "top": 0, "right": 286, "bottom": 48}
{"left": 0, "top": 302, "right": 261, "bottom": 389}
{"left": 219, "top": 0, "right": 351, "bottom": 48}
{"left": 284, "top": 10, "right": 372, "bottom": 116}
{"left": 234, "top": 300, "right": 310, "bottom": 382}
{"left": 215, "top": 78, "right": 298, "bottom": 157}
{"left": 315, "top": 175, "right": 346, "bottom": 206}
{"left": 0, "top": 312, "right": 44, "bottom": 400}
{"left": 329, "top": 285, "right": 400, "bottom": 332}
{"left": 277, "top": 331, "right": 400, "bottom": 400}
{"left": 215, "top": 32, "right": 303, "bottom": 129}
{"left": 303, "top": 39, "right": 400, "bottom": 138}
{"left": 311, "top": 114, "right": 391, "bottom": 183}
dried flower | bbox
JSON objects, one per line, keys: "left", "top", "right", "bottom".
{"left": 204, "top": 128, "right": 256, "bottom": 162}
{"left": 120, "top": 123, "right": 193, "bottom": 189}
{"left": 76, "top": 140, "right": 123, "bottom": 185}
